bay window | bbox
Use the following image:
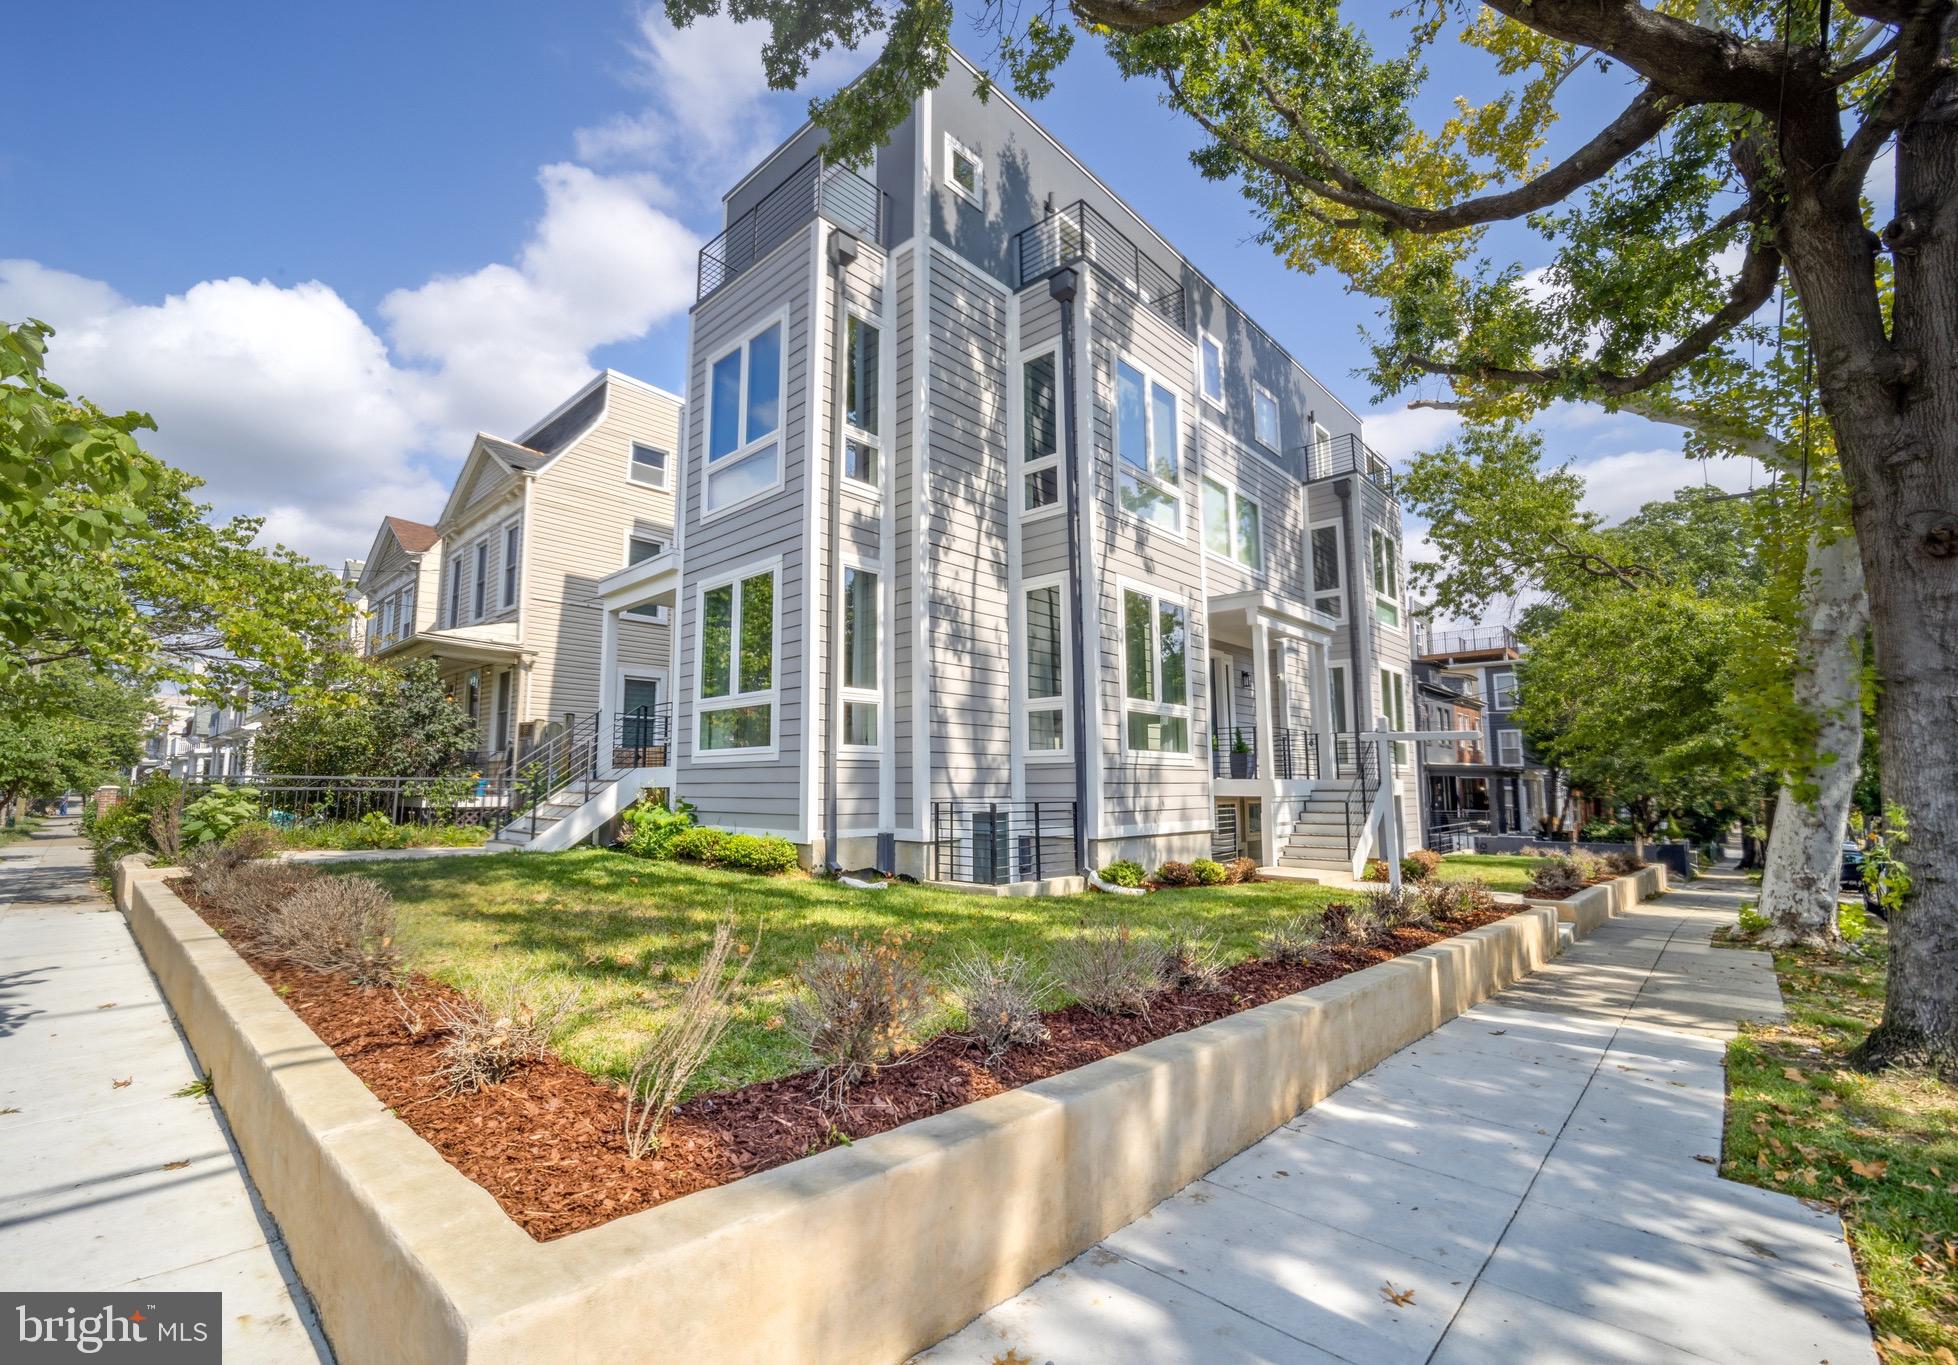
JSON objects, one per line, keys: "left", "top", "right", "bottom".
{"left": 695, "top": 563, "right": 777, "bottom": 754}
{"left": 1122, "top": 585, "right": 1189, "bottom": 755}
{"left": 705, "top": 317, "right": 784, "bottom": 514}
{"left": 1023, "top": 578, "right": 1068, "bottom": 757}
{"left": 1115, "top": 357, "right": 1181, "bottom": 532}
{"left": 840, "top": 564, "right": 879, "bottom": 748}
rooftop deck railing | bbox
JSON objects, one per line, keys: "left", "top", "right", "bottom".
{"left": 697, "top": 155, "right": 884, "bottom": 303}
{"left": 1417, "top": 625, "right": 1520, "bottom": 658}
{"left": 1013, "top": 199, "right": 1186, "bottom": 331}
{"left": 1293, "top": 432, "right": 1399, "bottom": 500}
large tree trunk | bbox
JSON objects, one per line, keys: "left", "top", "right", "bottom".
{"left": 1756, "top": 536, "right": 1868, "bottom": 948}
{"left": 1782, "top": 75, "right": 1958, "bottom": 1070}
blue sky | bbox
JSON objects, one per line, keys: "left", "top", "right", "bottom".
{"left": 1, "top": 1, "right": 1768, "bottom": 602}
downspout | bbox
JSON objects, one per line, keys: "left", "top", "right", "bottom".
{"left": 1333, "top": 478, "right": 1367, "bottom": 729}
{"left": 821, "top": 230, "right": 862, "bottom": 874}
{"left": 1049, "top": 267, "right": 1092, "bottom": 874}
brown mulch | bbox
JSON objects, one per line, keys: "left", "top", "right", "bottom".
{"left": 169, "top": 879, "right": 1510, "bottom": 1243}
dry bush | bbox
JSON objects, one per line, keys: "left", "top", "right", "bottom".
{"left": 430, "top": 977, "right": 583, "bottom": 1096}
{"left": 185, "top": 828, "right": 278, "bottom": 901}
{"left": 212, "top": 860, "right": 322, "bottom": 934}
{"left": 1527, "top": 855, "right": 1592, "bottom": 897}
{"left": 1603, "top": 850, "right": 1647, "bottom": 875}
{"left": 624, "top": 918, "right": 753, "bottom": 1157}
{"left": 1153, "top": 861, "right": 1200, "bottom": 888}
{"left": 943, "top": 949, "right": 1053, "bottom": 1063}
{"left": 786, "top": 931, "right": 933, "bottom": 1087}
{"left": 1419, "top": 878, "right": 1495, "bottom": 923}
{"left": 1257, "top": 913, "right": 1318, "bottom": 965}
{"left": 1226, "top": 857, "right": 1260, "bottom": 885}
{"left": 1316, "top": 901, "right": 1386, "bottom": 950}
{"left": 1158, "top": 927, "right": 1227, "bottom": 994}
{"left": 253, "top": 875, "right": 400, "bottom": 984}
{"left": 1403, "top": 848, "right": 1443, "bottom": 881}
{"left": 1054, "top": 924, "right": 1165, "bottom": 1017}
{"left": 1368, "top": 887, "right": 1433, "bottom": 931}
{"left": 148, "top": 797, "right": 184, "bottom": 864}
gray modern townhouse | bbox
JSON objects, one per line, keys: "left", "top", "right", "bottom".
{"left": 605, "top": 51, "right": 1419, "bottom": 885}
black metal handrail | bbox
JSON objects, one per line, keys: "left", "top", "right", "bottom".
{"left": 1013, "top": 200, "right": 1186, "bottom": 330}
{"left": 510, "top": 712, "right": 602, "bottom": 838}
{"left": 1210, "top": 725, "right": 1258, "bottom": 779}
{"left": 698, "top": 155, "right": 883, "bottom": 302}
{"left": 1293, "top": 432, "right": 1398, "bottom": 500}
{"left": 1427, "top": 810, "right": 1493, "bottom": 854}
{"left": 1273, "top": 728, "right": 1321, "bottom": 781}
{"left": 612, "top": 704, "right": 672, "bottom": 770}
{"left": 930, "top": 801, "right": 1077, "bottom": 885}
{"left": 1341, "top": 734, "right": 1384, "bottom": 859}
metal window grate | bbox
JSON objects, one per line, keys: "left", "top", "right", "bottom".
{"left": 930, "top": 801, "right": 1078, "bottom": 885}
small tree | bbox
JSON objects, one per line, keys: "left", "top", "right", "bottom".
{"left": 0, "top": 666, "right": 152, "bottom": 815}
{"left": 257, "top": 660, "right": 479, "bottom": 777}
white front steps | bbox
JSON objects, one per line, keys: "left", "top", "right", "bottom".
{"left": 488, "top": 768, "right": 668, "bottom": 852}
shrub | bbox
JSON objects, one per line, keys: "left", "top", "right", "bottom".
{"left": 670, "top": 827, "right": 730, "bottom": 865}
{"left": 1053, "top": 924, "right": 1164, "bottom": 1016}
{"left": 1153, "top": 861, "right": 1200, "bottom": 888}
{"left": 1226, "top": 857, "right": 1260, "bottom": 885}
{"left": 1527, "top": 855, "right": 1591, "bottom": 897}
{"left": 253, "top": 876, "right": 401, "bottom": 984}
{"left": 944, "top": 949, "right": 1053, "bottom": 1062}
{"left": 1257, "top": 913, "right": 1318, "bottom": 965}
{"left": 624, "top": 917, "right": 753, "bottom": 1156}
{"left": 1192, "top": 858, "right": 1227, "bottom": 886}
{"left": 1736, "top": 903, "right": 1771, "bottom": 936}
{"left": 1837, "top": 900, "right": 1868, "bottom": 943}
{"left": 1402, "top": 849, "right": 1443, "bottom": 882}
{"left": 182, "top": 786, "right": 262, "bottom": 847}
{"left": 620, "top": 798, "right": 695, "bottom": 862}
{"left": 1362, "top": 858, "right": 1390, "bottom": 882}
{"left": 1098, "top": 860, "right": 1145, "bottom": 889}
{"left": 787, "top": 931, "right": 933, "bottom": 1087}
{"left": 1368, "top": 887, "right": 1431, "bottom": 931}
{"left": 211, "top": 860, "right": 322, "bottom": 934}
{"left": 85, "top": 774, "right": 183, "bottom": 876}
{"left": 1317, "top": 901, "right": 1385, "bottom": 949}
{"left": 1602, "top": 850, "right": 1647, "bottom": 875}
{"left": 720, "top": 833, "right": 799, "bottom": 874}
{"left": 184, "top": 827, "right": 276, "bottom": 900}
{"left": 430, "top": 977, "right": 582, "bottom": 1096}
{"left": 1420, "top": 878, "right": 1495, "bottom": 923}
{"left": 1159, "top": 927, "right": 1227, "bottom": 993}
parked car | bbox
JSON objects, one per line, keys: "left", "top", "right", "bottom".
{"left": 1840, "top": 839, "right": 1865, "bottom": 891}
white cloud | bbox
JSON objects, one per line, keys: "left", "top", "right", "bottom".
{"left": 1572, "top": 446, "right": 1768, "bottom": 525}
{"left": 1364, "top": 403, "right": 1462, "bottom": 465}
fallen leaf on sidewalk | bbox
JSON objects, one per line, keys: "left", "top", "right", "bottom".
{"left": 111, "top": 1077, "right": 131, "bottom": 1089}
{"left": 1379, "top": 1283, "right": 1416, "bottom": 1307}
{"left": 1694, "top": 1154, "right": 1719, "bottom": 1165}
{"left": 96, "top": 1003, "right": 116, "bottom": 1010}
{"left": 1487, "top": 1029, "right": 1506, "bottom": 1036}
{"left": 0, "top": 1107, "right": 18, "bottom": 1116}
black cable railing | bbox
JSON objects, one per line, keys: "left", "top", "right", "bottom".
{"left": 1210, "top": 725, "right": 1258, "bottom": 779}
{"left": 931, "top": 801, "right": 1077, "bottom": 885}
{"left": 508, "top": 712, "right": 601, "bottom": 839}
{"left": 1427, "top": 809, "right": 1493, "bottom": 853}
{"left": 697, "top": 155, "right": 884, "bottom": 302}
{"left": 1293, "top": 432, "right": 1399, "bottom": 500}
{"left": 611, "top": 704, "right": 672, "bottom": 770}
{"left": 1341, "top": 735, "right": 1384, "bottom": 859}
{"left": 1013, "top": 200, "right": 1186, "bottom": 330}
{"left": 1272, "top": 729, "right": 1321, "bottom": 781}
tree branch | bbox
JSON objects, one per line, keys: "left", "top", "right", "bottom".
{"left": 1832, "top": 2, "right": 1958, "bottom": 201}
{"left": 1067, "top": 0, "right": 1218, "bottom": 33}
{"left": 1415, "top": 233, "right": 1783, "bottom": 399}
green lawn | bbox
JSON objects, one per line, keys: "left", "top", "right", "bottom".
{"left": 1432, "top": 852, "right": 1538, "bottom": 894}
{"left": 1719, "top": 921, "right": 1958, "bottom": 1357}
{"left": 0, "top": 814, "right": 42, "bottom": 848}
{"left": 358, "top": 849, "right": 1353, "bottom": 1094}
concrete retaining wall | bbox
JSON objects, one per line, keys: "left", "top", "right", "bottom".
{"left": 115, "top": 858, "right": 1660, "bottom": 1365}
{"left": 1542, "top": 865, "right": 1669, "bottom": 935}
{"left": 1477, "top": 834, "right": 1695, "bottom": 880}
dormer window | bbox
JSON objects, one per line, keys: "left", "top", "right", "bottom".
{"left": 944, "top": 133, "right": 983, "bottom": 209}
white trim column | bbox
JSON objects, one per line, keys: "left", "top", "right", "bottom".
{"left": 1250, "top": 617, "right": 1276, "bottom": 865}
{"left": 599, "top": 604, "right": 620, "bottom": 723}
{"left": 1309, "top": 640, "right": 1336, "bottom": 779}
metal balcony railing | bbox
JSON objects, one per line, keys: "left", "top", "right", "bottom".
{"left": 1417, "top": 625, "right": 1520, "bottom": 658}
{"left": 1013, "top": 200, "right": 1186, "bottom": 330}
{"left": 1211, "top": 725, "right": 1259, "bottom": 779}
{"left": 931, "top": 801, "right": 1078, "bottom": 885}
{"left": 697, "top": 155, "right": 884, "bottom": 302}
{"left": 612, "top": 704, "right": 672, "bottom": 770}
{"left": 1293, "top": 432, "right": 1399, "bottom": 500}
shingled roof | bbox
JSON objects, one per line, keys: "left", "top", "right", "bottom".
{"left": 383, "top": 516, "right": 440, "bottom": 553}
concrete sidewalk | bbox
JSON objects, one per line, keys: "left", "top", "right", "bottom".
{"left": 0, "top": 818, "right": 330, "bottom": 1362}
{"left": 922, "top": 871, "right": 1877, "bottom": 1365}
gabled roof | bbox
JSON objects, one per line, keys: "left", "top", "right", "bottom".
{"left": 384, "top": 516, "right": 440, "bottom": 553}
{"left": 476, "top": 434, "right": 548, "bottom": 473}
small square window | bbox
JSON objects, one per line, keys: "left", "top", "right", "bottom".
{"left": 630, "top": 442, "right": 669, "bottom": 488}
{"left": 628, "top": 536, "right": 664, "bottom": 565}
{"left": 944, "top": 133, "right": 984, "bottom": 208}
{"left": 844, "top": 439, "right": 879, "bottom": 487}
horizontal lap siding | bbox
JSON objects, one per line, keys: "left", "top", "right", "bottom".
{"left": 441, "top": 490, "right": 519, "bottom": 635}
{"left": 1087, "top": 276, "right": 1212, "bottom": 837}
{"left": 926, "top": 254, "right": 1011, "bottom": 803}
{"left": 893, "top": 249, "right": 917, "bottom": 828}
{"left": 675, "top": 229, "right": 815, "bottom": 836}
{"left": 1196, "top": 425, "right": 1309, "bottom": 602}
{"left": 528, "top": 380, "right": 681, "bottom": 722}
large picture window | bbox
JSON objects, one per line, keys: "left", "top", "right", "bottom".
{"left": 1023, "top": 579, "right": 1068, "bottom": 757}
{"left": 695, "top": 564, "right": 777, "bottom": 753}
{"left": 1021, "top": 347, "right": 1061, "bottom": 513}
{"left": 1115, "top": 357, "right": 1181, "bottom": 533}
{"left": 1371, "top": 528, "right": 1402, "bottom": 626}
{"left": 1121, "top": 586, "right": 1189, "bottom": 755}
{"left": 843, "top": 314, "right": 881, "bottom": 490}
{"left": 1202, "top": 477, "right": 1262, "bottom": 569}
{"left": 705, "top": 318, "right": 784, "bottom": 514}
{"left": 840, "top": 564, "right": 879, "bottom": 749}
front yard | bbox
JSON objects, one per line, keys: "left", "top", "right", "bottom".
{"left": 1432, "top": 852, "right": 1541, "bottom": 894}
{"left": 360, "top": 849, "right": 1356, "bottom": 1093}
{"left": 1720, "top": 920, "right": 1958, "bottom": 1359}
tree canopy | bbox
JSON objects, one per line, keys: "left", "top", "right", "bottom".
{"left": 0, "top": 665, "right": 153, "bottom": 809}
{"left": 255, "top": 659, "right": 484, "bottom": 778}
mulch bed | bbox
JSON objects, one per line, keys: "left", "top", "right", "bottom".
{"left": 170, "top": 879, "right": 1511, "bottom": 1243}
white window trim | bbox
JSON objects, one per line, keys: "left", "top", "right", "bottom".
{"left": 500, "top": 518, "right": 521, "bottom": 610}
{"left": 1112, "top": 352, "right": 1185, "bottom": 539}
{"left": 1309, "top": 421, "right": 1334, "bottom": 476}
{"left": 621, "top": 530, "right": 669, "bottom": 621}
{"left": 1013, "top": 339, "right": 1065, "bottom": 523}
{"left": 470, "top": 538, "right": 490, "bottom": 622}
{"left": 690, "top": 556, "right": 782, "bottom": 763}
{"left": 1196, "top": 329, "right": 1226, "bottom": 412}
{"left": 445, "top": 555, "right": 463, "bottom": 628}
{"left": 943, "top": 131, "right": 984, "bottom": 208}
{"left": 840, "top": 307, "right": 883, "bottom": 500}
{"left": 1118, "top": 578, "right": 1194, "bottom": 764}
{"left": 1497, "top": 727, "right": 1524, "bottom": 767}
{"left": 1201, "top": 476, "right": 1263, "bottom": 571}
{"left": 1252, "top": 383, "right": 1282, "bottom": 452}
{"left": 1308, "top": 517, "right": 1345, "bottom": 619}
{"left": 1019, "top": 573, "right": 1072, "bottom": 763}
{"left": 1370, "top": 527, "right": 1403, "bottom": 626}
{"left": 627, "top": 440, "right": 672, "bottom": 490}
{"left": 1491, "top": 668, "right": 1519, "bottom": 711}
{"left": 837, "top": 556, "right": 883, "bottom": 756}
{"left": 701, "top": 309, "right": 790, "bottom": 523}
